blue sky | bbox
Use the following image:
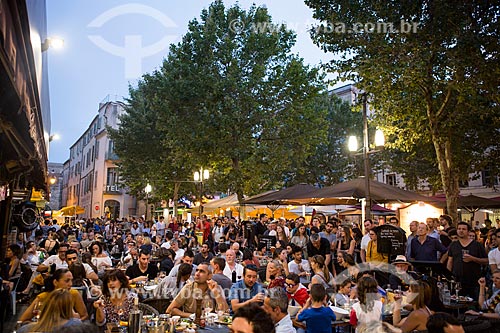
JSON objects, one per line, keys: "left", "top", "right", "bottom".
{"left": 46, "top": 0, "right": 335, "bottom": 162}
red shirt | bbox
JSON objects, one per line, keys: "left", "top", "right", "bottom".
{"left": 287, "top": 284, "right": 309, "bottom": 307}
{"left": 202, "top": 221, "right": 211, "bottom": 242}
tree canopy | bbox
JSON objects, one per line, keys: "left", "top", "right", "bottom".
{"left": 306, "top": 0, "right": 500, "bottom": 221}
{"left": 111, "top": 1, "right": 339, "bottom": 206}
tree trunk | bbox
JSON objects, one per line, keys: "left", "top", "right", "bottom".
{"left": 173, "top": 181, "right": 180, "bottom": 221}
{"left": 429, "top": 121, "right": 460, "bottom": 224}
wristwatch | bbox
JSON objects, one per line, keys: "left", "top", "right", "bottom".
{"left": 478, "top": 311, "right": 483, "bottom": 316}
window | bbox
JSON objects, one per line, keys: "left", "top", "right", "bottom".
{"left": 482, "top": 169, "right": 499, "bottom": 187}
{"left": 107, "top": 168, "right": 118, "bottom": 187}
{"left": 386, "top": 174, "right": 396, "bottom": 186}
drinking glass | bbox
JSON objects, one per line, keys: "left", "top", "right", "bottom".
{"left": 32, "top": 301, "right": 43, "bottom": 322}
{"left": 455, "top": 282, "right": 461, "bottom": 298}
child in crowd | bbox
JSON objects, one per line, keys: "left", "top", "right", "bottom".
{"left": 350, "top": 276, "right": 383, "bottom": 333}
{"left": 297, "top": 284, "right": 336, "bottom": 333}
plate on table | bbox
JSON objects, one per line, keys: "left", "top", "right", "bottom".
{"left": 215, "top": 315, "right": 233, "bottom": 325}
{"left": 288, "top": 305, "right": 301, "bottom": 317}
{"left": 143, "top": 284, "right": 158, "bottom": 291}
{"left": 330, "top": 306, "right": 349, "bottom": 320}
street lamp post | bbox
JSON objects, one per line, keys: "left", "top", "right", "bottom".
{"left": 348, "top": 93, "right": 385, "bottom": 220}
{"left": 193, "top": 169, "right": 209, "bottom": 217}
{"left": 144, "top": 183, "right": 152, "bottom": 221}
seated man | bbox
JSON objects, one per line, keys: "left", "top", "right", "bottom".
{"left": 388, "top": 255, "right": 418, "bottom": 292}
{"left": 37, "top": 243, "right": 69, "bottom": 272}
{"left": 465, "top": 269, "right": 500, "bottom": 319}
{"left": 228, "top": 265, "right": 265, "bottom": 313}
{"left": 230, "top": 303, "right": 275, "bottom": 333}
{"left": 167, "top": 250, "right": 196, "bottom": 279}
{"left": 263, "top": 287, "right": 296, "bottom": 333}
{"left": 125, "top": 249, "right": 158, "bottom": 283}
{"left": 166, "top": 263, "right": 228, "bottom": 317}
{"left": 285, "top": 273, "right": 309, "bottom": 307}
{"left": 66, "top": 249, "right": 99, "bottom": 283}
{"left": 193, "top": 242, "right": 214, "bottom": 266}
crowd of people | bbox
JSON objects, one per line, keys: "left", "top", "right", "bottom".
{"left": 1, "top": 213, "right": 500, "bottom": 333}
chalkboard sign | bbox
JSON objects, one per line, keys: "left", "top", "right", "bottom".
{"left": 258, "top": 235, "right": 276, "bottom": 251}
{"left": 375, "top": 224, "right": 406, "bottom": 255}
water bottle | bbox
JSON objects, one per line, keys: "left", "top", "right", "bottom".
{"left": 436, "top": 277, "right": 443, "bottom": 301}
{"left": 442, "top": 284, "right": 451, "bottom": 305}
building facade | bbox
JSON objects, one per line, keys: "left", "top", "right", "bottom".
{"left": 62, "top": 97, "right": 137, "bottom": 220}
{"left": 0, "top": 0, "right": 51, "bottom": 254}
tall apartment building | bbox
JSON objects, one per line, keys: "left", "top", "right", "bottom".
{"left": 62, "top": 97, "right": 136, "bottom": 219}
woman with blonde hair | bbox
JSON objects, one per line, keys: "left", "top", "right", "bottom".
{"left": 18, "top": 289, "right": 82, "bottom": 332}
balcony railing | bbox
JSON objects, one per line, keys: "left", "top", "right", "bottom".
{"left": 105, "top": 152, "right": 119, "bottom": 161}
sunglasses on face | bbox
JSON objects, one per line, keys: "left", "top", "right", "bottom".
{"left": 285, "top": 283, "right": 296, "bottom": 288}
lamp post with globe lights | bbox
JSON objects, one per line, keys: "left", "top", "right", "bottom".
{"left": 144, "top": 183, "right": 152, "bottom": 221}
{"left": 348, "top": 93, "right": 385, "bottom": 220}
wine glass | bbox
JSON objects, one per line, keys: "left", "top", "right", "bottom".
{"left": 203, "top": 299, "right": 213, "bottom": 326}
{"left": 32, "top": 301, "right": 43, "bottom": 321}
{"left": 455, "top": 282, "right": 461, "bottom": 298}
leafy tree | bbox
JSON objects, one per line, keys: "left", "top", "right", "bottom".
{"left": 306, "top": 0, "right": 500, "bottom": 221}
{"left": 112, "top": 0, "right": 328, "bottom": 207}
{"left": 292, "top": 91, "right": 363, "bottom": 186}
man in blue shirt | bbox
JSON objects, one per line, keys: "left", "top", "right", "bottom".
{"left": 229, "top": 265, "right": 265, "bottom": 313}
{"left": 410, "top": 223, "right": 447, "bottom": 262}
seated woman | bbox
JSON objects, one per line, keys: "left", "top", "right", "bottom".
{"left": 19, "top": 268, "right": 89, "bottom": 322}
{"left": 309, "top": 255, "right": 334, "bottom": 291}
{"left": 18, "top": 289, "right": 82, "bottom": 333}
{"left": 2, "top": 244, "right": 22, "bottom": 290}
{"left": 93, "top": 269, "right": 137, "bottom": 326}
{"left": 90, "top": 241, "right": 112, "bottom": 277}
{"left": 265, "top": 260, "right": 286, "bottom": 289}
{"left": 393, "top": 280, "right": 433, "bottom": 332}
{"left": 337, "top": 252, "right": 359, "bottom": 281}
{"left": 154, "top": 263, "right": 193, "bottom": 299}
{"left": 242, "top": 248, "right": 260, "bottom": 268}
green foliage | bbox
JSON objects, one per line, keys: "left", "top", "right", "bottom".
{"left": 306, "top": 0, "right": 500, "bottom": 219}
{"left": 112, "top": 0, "right": 327, "bottom": 203}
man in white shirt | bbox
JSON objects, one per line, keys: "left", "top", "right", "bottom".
{"left": 223, "top": 249, "right": 244, "bottom": 282}
{"left": 263, "top": 287, "right": 296, "bottom": 333}
{"left": 170, "top": 239, "right": 185, "bottom": 264}
{"left": 37, "top": 243, "right": 69, "bottom": 272}
{"left": 360, "top": 219, "right": 374, "bottom": 262}
{"left": 489, "top": 229, "right": 500, "bottom": 272}
{"left": 288, "top": 246, "right": 310, "bottom": 285}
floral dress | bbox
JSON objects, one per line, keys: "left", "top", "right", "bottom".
{"left": 101, "top": 292, "right": 137, "bottom": 324}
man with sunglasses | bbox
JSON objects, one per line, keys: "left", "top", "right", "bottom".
{"left": 284, "top": 273, "right": 308, "bottom": 307}
{"left": 37, "top": 242, "right": 69, "bottom": 272}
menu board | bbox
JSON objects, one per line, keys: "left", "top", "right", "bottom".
{"left": 258, "top": 235, "right": 276, "bottom": 251}
{"left": 376, "top": 224, "right": 405, "bottom": 255}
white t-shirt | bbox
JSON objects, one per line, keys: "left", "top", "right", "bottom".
{"left": 288, "top": 259, "right": 310, "bottom": 284}
{"left": 174, "top": 248, "right": 185, "bottom": 263}
{"left": 42, "top": 255, "right": 68, "bottom": 270}
{"left": 351, "top": 300, "right": 383, "bottom": 333}
{"left": 223, "top": 263, "right": 244, "bottom": 281}
{"left": 160, "top": 241, "right": 171, "bottom": 249}
{"left": 488, "top": 248, "right": 500, "bottom": 268}
{"left": 360, "top": 233, "right": 371, "bottom": 251}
